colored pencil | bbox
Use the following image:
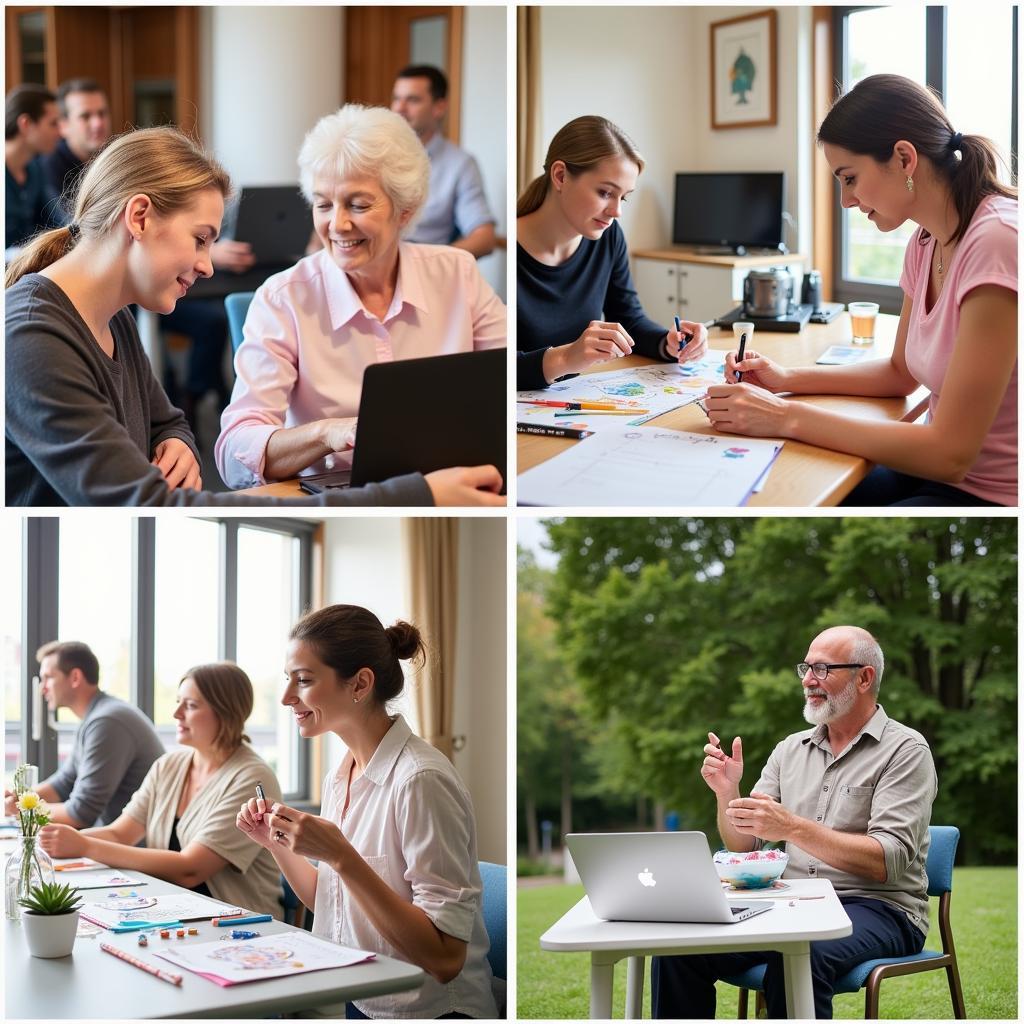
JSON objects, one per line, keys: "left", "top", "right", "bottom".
{"left": 554, "top": 410, "right": 642, "bottom": 417}
{"left": 214, "top": 913, "right": 272, "bottom": 926}
{"left": 100, "top": 941, "right": 183, "bottom": 986}
{"left": 518, "top": 399, "right": 639, "bottom": 411}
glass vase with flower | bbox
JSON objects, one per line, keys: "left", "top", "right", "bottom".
{"left": 4, "top": 766, "right": 55, "bottom": 922}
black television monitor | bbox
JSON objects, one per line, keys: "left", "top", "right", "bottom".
{"left": 672, "top": 172, "right": 785, "bottom": 252}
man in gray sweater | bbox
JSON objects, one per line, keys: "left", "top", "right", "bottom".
{"left": 4, "top": 641, "right": 164, "bottom": 827}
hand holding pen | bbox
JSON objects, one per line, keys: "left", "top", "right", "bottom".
{"left": 670, "top": 316, "right": 710, "bottom": 363}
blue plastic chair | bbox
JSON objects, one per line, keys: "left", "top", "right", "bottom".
{"left": 725, "top": 825, "right": 966, "bottom": 1018}
{"left": 224, "top": 291, "right": 255, "bottom": 353}
{"left": 480, "top": 861, "right": 507, "bottom": 1016}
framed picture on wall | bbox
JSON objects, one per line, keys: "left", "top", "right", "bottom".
{"left": 710, "top": 9, "right": 777, "bottom": 130}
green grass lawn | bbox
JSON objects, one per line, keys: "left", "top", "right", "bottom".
{"left": 517, "top": 868, "right": 1016, "bottom": 1019}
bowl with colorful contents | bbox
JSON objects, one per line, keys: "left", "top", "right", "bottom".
{"left": 713, "top": 849, "right": 789, "bottom": 890}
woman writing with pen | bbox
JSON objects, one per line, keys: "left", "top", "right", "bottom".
{"left": 517, "top": 115, "right": 708, "bottom": 390}
{"left": 236, "top": 605, "right": 496, "bottom": 1019}
{"left": 705, "top": 75, "right": 1017, "bottom": 506}
{"left": 39, "top": 663, "right": 283, "bottom": 918}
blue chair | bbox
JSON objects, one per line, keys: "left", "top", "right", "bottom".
{"left": 726, "top": 826, "right": 966, "bottom": 1018}
{"left": 224, "top": 291, "right": 255, "bottom": 353}
{"left": 480, "top": 861, "right": 507, "bottom": 1015}
{"left": 280, "top": 873, "right": 310, "bottom": 930}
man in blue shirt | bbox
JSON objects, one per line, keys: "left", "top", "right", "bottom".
{"left": 41, "top": 78, "right": 112, "bottom": 212}
{"left": 391, "top": 65, "right": 496, "bottom": 258}
{"left": 5, "top": 83, "right": 62, "bottom": 258}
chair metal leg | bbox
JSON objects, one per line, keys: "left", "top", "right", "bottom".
{"left": 946, "top": 963, "right": 967, "bottom": 1018}
{"left": 864, "top": 972, "right": 881, "bottom": 1018}
{"left": 736, "top": 987, "right": 748, "bottom": 1018}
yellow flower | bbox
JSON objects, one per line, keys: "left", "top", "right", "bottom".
{"left": 17, "top": 792, "right": 40, "bottom": 812}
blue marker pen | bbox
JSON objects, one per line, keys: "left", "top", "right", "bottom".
{"left": 673, "top": 316, "right": 693, "bottom": 355}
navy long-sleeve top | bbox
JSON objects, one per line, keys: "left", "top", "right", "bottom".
{"left": 516, "top": 220, "right": 669, "bottom": 390}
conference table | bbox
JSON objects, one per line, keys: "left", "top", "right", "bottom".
{"left": 517, "top": 313, "right": 929, "bottom": 507}
{"left": 4, "top": 859, "right": 423, "bottom": 1019}
{"left": 539, "top": 878, "right": 852, "bottom": 1019}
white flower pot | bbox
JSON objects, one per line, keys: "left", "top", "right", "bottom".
{"left": 22, "top": 910, "right": 79, "bottom": 958}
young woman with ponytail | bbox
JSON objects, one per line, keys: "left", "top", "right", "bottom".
{"left": 236, "top": 606, "right": 496, "bottom": 1018}
{"left": 705, "top": 75, "right": 1017, "bottom": 506}
{"left": 517, "top": 115, "right": 708, "bottom": 390}
{"left": 5, "top": 125, "right": 500, "bottom": 508}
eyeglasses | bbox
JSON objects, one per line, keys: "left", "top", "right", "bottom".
{"left": 795, "top": 662, "right": 865, "bottom": 681}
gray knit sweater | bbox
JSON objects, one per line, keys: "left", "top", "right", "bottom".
{"left": 5, "top": 274, "right": 431, "bottom": 507}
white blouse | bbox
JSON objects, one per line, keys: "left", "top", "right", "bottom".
{"left": 312, "top": 715, "right": 496, "bottom": 1018}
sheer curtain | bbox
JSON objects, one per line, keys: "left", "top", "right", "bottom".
{"left": 403, "top": 519, "right": 459, "bottom": 759}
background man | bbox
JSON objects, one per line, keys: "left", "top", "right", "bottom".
{"left": 5, "top": 83, "right": 62, "bottom": 256}
{"left": 653, "top": 626, "right": 937, "bottom": 1019}
{"left": 391, "top": 64, "right": 496, "bottom": 258}
{"left": 4, "top": 641, "right": 164, "bottom": 828}
{"left": 41, "top": 78, "right": 111, "bottom": 208}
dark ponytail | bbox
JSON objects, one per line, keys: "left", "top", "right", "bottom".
{"left": 817, "top": 74, "right": 1015, "bottom": 243}
{"left": 290, "top": 605, "right": 426, "bottom": 705}
{"left": 517, "top": 115, "right": 645, "bottom": 218}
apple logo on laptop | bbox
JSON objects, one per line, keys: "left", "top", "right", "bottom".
{"left": 638, "top": 867, "right": 656, "bottom": 888}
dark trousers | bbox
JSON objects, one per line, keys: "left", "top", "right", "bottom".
{"left": 161, "top": 298, "right": 230, "bottom": 400}
{"left": 841, "top": 466, "right": 1000, "bottom": 507}
{"left": 652, "top": 897, "right": 925, "bottom": 1020}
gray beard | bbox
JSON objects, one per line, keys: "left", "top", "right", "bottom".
{"left": 803, "top": 677, "right": 857, "bottom": 726}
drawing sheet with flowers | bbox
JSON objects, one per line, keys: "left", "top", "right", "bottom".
{"left": 153, "top": 930, "right": 375, "bottom": 985}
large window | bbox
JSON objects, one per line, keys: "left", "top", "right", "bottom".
{"left": 9, "top": 518, "right": 314, "bottom": 802}
{"left": 3, "top": 520, "right": 24, "bottom": 779}
{"left": 832, "top": 6, "right": 1017, "bottom": 308}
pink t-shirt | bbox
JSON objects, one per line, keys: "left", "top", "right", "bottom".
{"left": 900, "top": 194, "right": 1017, "bottom": 505}
{"left": 215, "top": 243, "right": 506, "bottom": 489}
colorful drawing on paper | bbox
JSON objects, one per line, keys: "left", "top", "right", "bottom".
{"left": 600, "top": 382, "right": 646, "bottom": 398}
{"left": 723, "top": 447, "right": 750, "bottom": 459}
{"left": 211, "top": 944, "right": 297, "bottom": 970}
{"left": 96, "top": 897, "right": 156, "bottom": 913}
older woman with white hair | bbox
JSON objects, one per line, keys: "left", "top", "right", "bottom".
{"left": 215, "top": 105, "right": 506, "bottom": 489}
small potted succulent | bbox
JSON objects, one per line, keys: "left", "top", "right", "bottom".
{"left": 18, "top": 881, "right": 83, "bottom": 958}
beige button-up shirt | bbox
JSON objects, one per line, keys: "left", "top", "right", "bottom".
{"left": 752, "top": 704, "right": 936, "bottom": 935}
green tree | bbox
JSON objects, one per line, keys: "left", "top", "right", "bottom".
{"left": 544, "top": 518, "right": 1017, "bottom": 863}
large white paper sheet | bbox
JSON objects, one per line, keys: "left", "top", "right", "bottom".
{"left": 517, "top": 351, "right": 729, "bottom": 432}
{"left": 153, "top": 930, "right": 375, "bottom": 986}
{"left": 81, "top": 891, "right": 243, "bottom": 928}
{"left": 517, "top": 427, "right": 782, "bottom": 507}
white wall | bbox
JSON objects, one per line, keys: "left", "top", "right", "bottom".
{"left": 462, "top": 5, "right": 508, "bottom": 299}
{"left": 200, "top": 7, "right": 343, "bottom": 187}
{"left": 536, "top": 6, "right": 695, "bottom": 250}
{"left": 535, "top": 5, "right": 813, "bottom": 254}
{"left": 320, "top": 517, "right": 507, "bottom": 864}
{"left": 687, "top": 6, "right": 813, "bottom": 255}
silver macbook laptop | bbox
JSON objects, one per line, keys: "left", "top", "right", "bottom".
{"left": 566, "top": 831, "right": 774, "bottom": 924}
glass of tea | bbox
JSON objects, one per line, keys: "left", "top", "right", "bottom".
{"left": 847, "top": 302, "right": 879, "bottom": 345}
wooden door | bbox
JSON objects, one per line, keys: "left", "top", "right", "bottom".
{"left": 344, "top": 6, "right": 463, "bottom": 143}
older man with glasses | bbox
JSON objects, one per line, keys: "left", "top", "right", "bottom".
{"left": 652, "top": 625, "right": 938, "bottom": 1020}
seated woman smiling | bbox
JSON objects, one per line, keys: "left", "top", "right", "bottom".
{"left": 215, "top": 105, "right": 506, "bottom": 491}
{"left": 39, "top": 663, "right": 284, "bottom": 918}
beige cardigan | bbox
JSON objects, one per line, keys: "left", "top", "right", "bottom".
{"left": 123, "top": 745, "right": 283, "bottom": 918}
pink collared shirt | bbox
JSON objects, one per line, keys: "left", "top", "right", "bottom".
{"left": 215, "top": 243, "right": 506, "bottom": 489}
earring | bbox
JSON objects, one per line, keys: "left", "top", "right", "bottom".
{"left": 905, "top": 176, "right": 914, "bottom": 193}
{"left": 352, "top": 697, "right": 360, "bottom": 704}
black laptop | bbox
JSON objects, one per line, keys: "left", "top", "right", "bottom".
{"left": 299, "top": 348, "right": 506, "bottom": 493}
{"left": 233, "top": 185, "right": 311, "bottom": 267}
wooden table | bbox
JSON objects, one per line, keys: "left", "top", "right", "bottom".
{"left": 517, "top": 314, "right": 928, "bottom": 507}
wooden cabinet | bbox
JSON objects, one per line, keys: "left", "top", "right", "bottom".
{"left": 632, "top": 247, "right": 807, "bottom": 324}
